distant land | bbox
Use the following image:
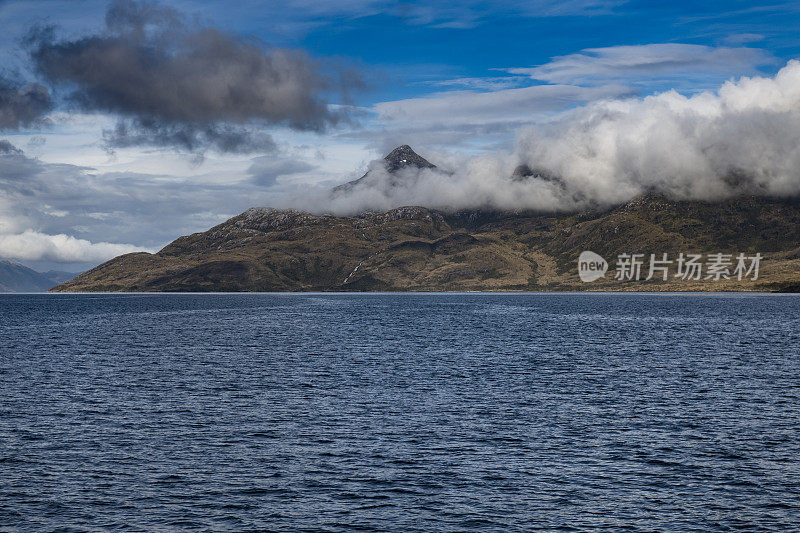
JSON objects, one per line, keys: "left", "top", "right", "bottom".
{"left": 0, "top": 261, "right": 75, "bottom": 293}
{"left": 53, "top": 147, "right": 800, "bottom": 293}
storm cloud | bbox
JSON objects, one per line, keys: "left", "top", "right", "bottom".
{"left": 26, "top": 0, "right": 358, "bottom": 153}
{"left": 0, "top": 77, "right": 52, "bottom": 131}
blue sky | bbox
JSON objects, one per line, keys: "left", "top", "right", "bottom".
{"left": 1, "top": 0, "right": 799, "bottom": 271}
{"left": 210, "top": 0, "right": 800, "bottom": 99}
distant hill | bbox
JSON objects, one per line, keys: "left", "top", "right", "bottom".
{"left": 0, "top": 261, "right": 75, "bottom": 293}
{"left": 51, "top": 145, "right": 800, "bottom": 293}
{"left": 42, "top": 270, "right": 78, "bottom": 286}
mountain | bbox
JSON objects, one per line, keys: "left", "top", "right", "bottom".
{"left": 42, "top": 270, "right": 78, "bottom": 285}
{"left": 51, "top": 184, "right": 800, "bottom": 292}
{"left": 332, "top": 145, "right": 437, "bottom": 194}
{"left": 0, "top": 261, "right": 75, "bottom": 292}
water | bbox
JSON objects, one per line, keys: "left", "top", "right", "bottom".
{"left": 1, "top": 293, "right": 800, "bottom": 531}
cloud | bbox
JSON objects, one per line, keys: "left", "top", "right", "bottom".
{"left": 391, "top": 1, "right": 609, "bottom": 28}
{"left": 0, "top": 230, "right": 148, "bottom": 262}
{"left": 247, "top": 157, "right": 316, "bottom": 186}
{"left": 0, "top": 140, "right": 327, "bottom": 266}
{"left": 375, "top": 83, "right": 632, "bottom": 127}
{"left": 26, "top": 0, "right": 360, "bottom": 153}
{"left": 371, "top": 43, "right": 776, "bottom": 151}
{"left": 0, "top": 76, "right": 51, "bottom": 130}
{"left": 0, "top": 141, "right": 55, "bottom": 185}
{"left": 722, "top": 33, "right": 765, "bottom": 45}
{"left": 512, "top": 59, "right": 800, "bottom": 205}
{"left": 353, "top": 82, "right": 632, "bottom": 151}
{"left": 397, "top": 0, "right": 623, "bottom": 27}
{"left": 103, "top": 121, "right": 278, "bottom": 155}
{"left": 245, "top": 0, "right": 622, "bottom": 30}
{"left": 0, "top": 140, "right": 22, "bottom": 154}
{"left": 506, "top": 43, "right": 775, "bottom": 85}
{"left": 425, "top": 76, "right": 528, "bottom": 91}
{"left": 297, "top": 60, "right": 800, "bottom": 214}
{"left": 283, "top": 157, "right": 571, "bottom": 215}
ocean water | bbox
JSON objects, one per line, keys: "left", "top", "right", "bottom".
{"left": 1, "top": 293, "right": 800, "bottom": 531}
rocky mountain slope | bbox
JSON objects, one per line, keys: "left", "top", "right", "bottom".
{"left": 53, "top": 147, "right": 800, "bottom": 292}
{"left": 332, "top": 145, "right": 438, "bottom": 194}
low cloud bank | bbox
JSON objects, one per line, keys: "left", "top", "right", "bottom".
{"left": 305, "top": 60, "right": 800, "bottom": 215}
{"left": 0, "top": 230, "right": 150, "bottom": 263}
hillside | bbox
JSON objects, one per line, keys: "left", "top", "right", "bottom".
{"left": 51, "top": 145, "right": 800, "bottom": 293}
{"left": 51, "top": 193, "right": 800, "bottom": 292}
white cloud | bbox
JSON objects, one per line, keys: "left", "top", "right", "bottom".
{"left": 425, "top": 77, "right": 528, "bottom": 91}
{"left": 512, "top": 59, "right": 800, "bottom": 205}
{"left": 722, "top": 33, "right": 765, "bottom": 45}
{"left": 374, "top": 83, "right": 631, "bottom": 127}
{"left": 0, "top": 133, "right": 369, "bottom": 268}
{"left": 226, "top": 0, "right": 623, "bottom": 29}
{"left": 0, "top": 230, "right": 149, "bottom": 262}
{"left": 506, "top": 43, "right": 775, "bottom": 85}
{"left": 304, "top": 59, "right": 800, "bottom": 214}
{"left": 247, "top": 157, "right": 316, "bottom": 186}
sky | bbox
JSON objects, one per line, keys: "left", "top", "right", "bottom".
{"left": 1, "top": 0, "right": 800, "bottom": 272}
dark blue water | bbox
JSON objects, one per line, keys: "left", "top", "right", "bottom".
{"left": 2, "top": 293, "right": 800, "bottom": 531}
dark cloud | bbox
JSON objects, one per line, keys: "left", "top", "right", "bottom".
{"left": 26, "top": 0, "right": 360, "bottom": 153}
{"left": 0, "top": 140, "right": 23, "bottom": 155}
{"left": 103, "top": 119, "right": 277, "bottom": 154}
{"left": 0, "top": 77, "right": 52, "bottom": 131}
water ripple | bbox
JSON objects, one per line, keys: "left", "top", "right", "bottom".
{"left": 1, "top": 293, "right": 799, "bottom": 531}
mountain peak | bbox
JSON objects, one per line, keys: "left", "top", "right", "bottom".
{"left": 331, "top": 145, "right": 438, "bottom": 194}
{"left": 383, "top": 145, "right": 436, "bottom": 173}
